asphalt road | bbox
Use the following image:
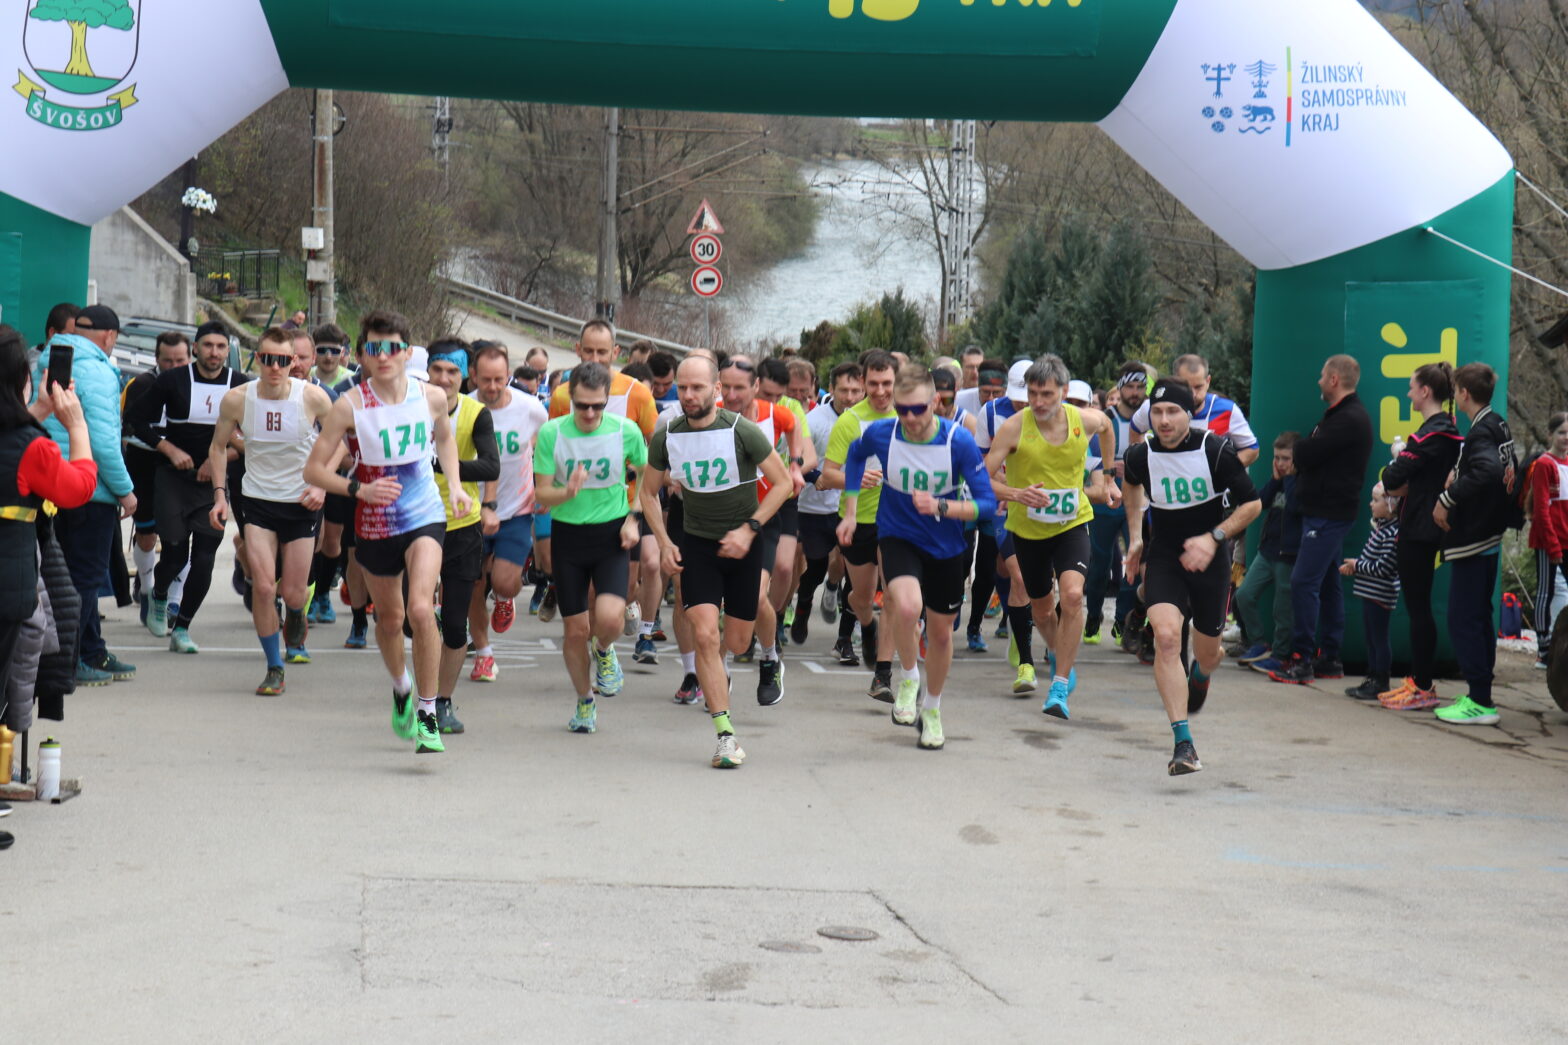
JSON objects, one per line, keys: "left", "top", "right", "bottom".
{"left": 4, "top": 547, "right": 1565, "bottom": 1042}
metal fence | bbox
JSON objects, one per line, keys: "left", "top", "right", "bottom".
{"left": 197, "top": 249, "right": 281, "bottom": 301}
{"left": 439, "top": 276, "right": 694, "bottom": 357}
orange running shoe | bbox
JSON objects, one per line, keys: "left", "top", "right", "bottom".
{"left": 1377, "top": 677, "right": 1415, "bottom": 703}
{"left": 1381, "top": 684, "right": 1439, "bottom": 711}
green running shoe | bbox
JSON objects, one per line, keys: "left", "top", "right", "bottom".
{"left": 1012, "top": 663, "right": 1037, "bottom": 695}
{"left": 569, "top": 699, "right": 598, "bottom": 733}
{"left": 90, "top": 651, "right": 136, "bottom": 681}
{"left": 168, "top": 628, "right": 199, "bottom": 654}
{"left": 1007, "top": 631, "right": 1019, "bottom": 669}
{"left": 415, "top": 709, "right": 445, "bottom": 753}
{"left": 147, "top": 596, "right": 169, "bottom": 638}
{"left": 1433, "top": 694, "right": 1500, "bottom": 726}
{"left": 918, "top": 707, "right": 945, "bottom": 749}
{"left": 285, "top": 646, "right": 312, "bottom": 665}
{"left": 391, "top": 691, "right": 417, "bottom": 740}
{"left": 892, "top": 677, "right": 920, "bottom": 726}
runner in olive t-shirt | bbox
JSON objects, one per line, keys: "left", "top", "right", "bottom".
{"left": 534, "top": 363, "right": 647, "bottom": 735}
{"left": 642, "top": 356, "right": 791, "bottom": 770}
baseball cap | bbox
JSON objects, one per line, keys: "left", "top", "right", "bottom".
{"left": 1005, "top": 360, "right": 1032, "bottom": 402}
{"left": 1066, "top": 379, "right": 1093, "bottom": 405}
{"left": 74, "top": 304, "right": 119, "bottom": 332}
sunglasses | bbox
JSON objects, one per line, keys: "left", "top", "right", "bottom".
{"left": 572, "top": 400, "right": 607, "bottom": 413}
{"left": 723, "top": 360, "right": 756, "bottom": 374}
{"left": 257, "top": 353, "right": 293, "bottom": 369}
{"left": 316, "top": 345, "right": 344, "bottom": 356}
{"left": 364, "top": 340, "right": 408, "bottom": 357}
{"left": 894, "top": 402, "right": 931, "bottom": 416}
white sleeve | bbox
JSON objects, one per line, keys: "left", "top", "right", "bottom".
{"left": 1227, "top": 405, "right": 1259, "bottom": 451}
{"left": 974, "top": 404, "right": 994, "bottom": 450}
{"left": 1131, "top": 399, "right": 1150, "bottom": 435}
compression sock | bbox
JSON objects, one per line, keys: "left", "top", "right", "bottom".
{"left": 711, "top": 711, "right": 733, "bottom": 735}
{"left": 352, "top": 605, "right": 369, "bottom": 629}
{"left": 875, "top": 659, "right": 892, "bottom": 677}
{"left": 259, "top": 631, "right": 283, "bottom": 669}
{"left": 1172, "top": 720, "right": 1193, "bottom": 745}
{"left": 1008, "top": 606, "right": 1034, "bottom": 666}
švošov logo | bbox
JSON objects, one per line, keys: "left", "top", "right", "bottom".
{"left": 13, "top": 0, "right": 140, "bottom": 132}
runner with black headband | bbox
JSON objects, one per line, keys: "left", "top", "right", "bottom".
{"left": 1122, "top": 378, "right": 1261, "bottom": 775}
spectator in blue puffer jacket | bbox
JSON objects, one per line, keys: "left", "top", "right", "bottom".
{"left": 31, "top": 305, "right": 138, "bottom": 686}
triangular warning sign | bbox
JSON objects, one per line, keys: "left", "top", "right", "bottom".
{"left": 686, "top": 199, "right": 725, "bottom": 236}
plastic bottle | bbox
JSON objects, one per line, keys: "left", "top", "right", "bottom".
{"left": 36, "top": 737, "right": 60, "bottom": 801}
{"left": 0, "top": 726, "right": 13, "bottom": 784}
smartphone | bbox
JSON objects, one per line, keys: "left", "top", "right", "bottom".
{"left": 47, "top": 342, "right": 73, "bottom": 392}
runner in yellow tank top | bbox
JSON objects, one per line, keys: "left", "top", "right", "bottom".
{"left": 985, "top": 355, "right": 1115, "bottom": 720}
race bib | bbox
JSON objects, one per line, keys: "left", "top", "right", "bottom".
{"left": 355, "top": 393, "right": 433, "bottom": 467}
{"left": 553, "top": 431, "right": 625, "bottom": 490}
{"left": 247, "top": 397, "right": 301, "bottom": 445}
{"left": 1026, "top": 488, "right": 1081, "bottom": 523}
{"left": 885, "top": 427, "right": 958, "bottom": 497}
{"left": 667, "top": 427, "right": 746, "bottom": 493}
{"left": 1147, "top": 445, "right": 1219, "bottom": 510}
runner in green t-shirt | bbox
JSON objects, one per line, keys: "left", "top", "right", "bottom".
{"left": 821, "top": 349, "right": 900, "bottom": 700}
{"left": 533, "top": 363, "right": 647, "bottom": 735}
{"left": 642, "top": 356, "right": 791, "bottom": 770}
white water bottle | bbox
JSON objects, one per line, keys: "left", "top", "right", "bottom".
{"left": 37, "top": 737, "right": 61, "bottom": 801}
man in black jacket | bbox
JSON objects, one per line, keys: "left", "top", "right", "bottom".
{"left": 1270, "top": 354, "right": 1374, "bottom": 685}
{"left": 1432, "top": 363, "right": 1514, "bottom": 726}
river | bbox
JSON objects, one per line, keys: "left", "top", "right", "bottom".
{"left": 723, "top": 158, "right": 956, "bottom": 350}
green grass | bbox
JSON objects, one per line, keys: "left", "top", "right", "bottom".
{"left": 36, "top": 70, "right": 121, "bottom": 94}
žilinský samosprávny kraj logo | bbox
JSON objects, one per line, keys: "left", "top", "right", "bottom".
{"left": 14, "top": 0, "right": 140, "bottom": 132}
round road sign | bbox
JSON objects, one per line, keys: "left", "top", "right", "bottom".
{"left": 690, "top": 233, "right": 723, "bottom": 266}
{"left": 692, "top": 265, "right": 723, "bottom": 298}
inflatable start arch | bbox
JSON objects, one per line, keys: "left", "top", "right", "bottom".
{"left": 2, "top": 0, "right": 1514, "bottom": 459}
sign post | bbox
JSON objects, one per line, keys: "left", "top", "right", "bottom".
{"left": 687, "top": 201, "right": 725, "bottom": 348}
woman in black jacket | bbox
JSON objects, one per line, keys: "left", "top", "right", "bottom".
{"left": 1380, "top": 361, "right": 1461, "bottom": 708}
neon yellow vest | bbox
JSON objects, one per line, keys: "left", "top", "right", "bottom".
{"left": 437, "top": 394, "right": 484, "bottom": 530}
{"left": 1004, "top": 403, "right": 1095, "bottom": 539}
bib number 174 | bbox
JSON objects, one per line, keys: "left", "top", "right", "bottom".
{"left": 378, "top": 421, "right": 428, "bottom": 459}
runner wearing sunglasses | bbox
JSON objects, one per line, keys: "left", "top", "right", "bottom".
{"left": 838, "top": 367, "right": 995, "bottom": 749}
{"left": 206, "top": 327, "right": 335, "bottom": 695}
{"left": 303, "top": 311, "right": 472, "bottom": 755}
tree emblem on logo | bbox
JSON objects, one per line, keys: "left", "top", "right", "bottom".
{"left": 14, "top": 0, "right": 140, "bottom": 131}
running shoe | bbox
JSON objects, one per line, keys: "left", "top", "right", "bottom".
{"left": 231, "top": 561, "right": 248, "bottom": 598}
{"left": 90, "top": 651, "right": 136, "bottom": 681}
{"left": 537, "top": 583, "right": 558, "bottom": 623}
{"left": 995, "top": 618, "right": 1009, "bottom": 640}
{"left": 1268, "top": 654, "right": 1314, "bottom": 685}
{"left": 75, "top": 660, "right": 112, "bottom": 687}
{"left": 624, "top": 604, "right": 639, "bottom": 637}
{"left": 1042, "top": 678, "right": 1071, "bottom": 719}
{"left": 868, "top": 669, "right": 894, "bottom": 703}
{"left": 1378, "top": 677, "right": 1416, "bottom": 702}
{"left": 734, "top": 636, "right": 757, "bottom": 664}
{"left": 918, "top": 707, "right": 945, "bottom": 749}
{"left": 1535, "top": 655, "right": 1550, "bottom": 671}
{"left": 985, "top": 592, "right": 1002, "bottom": 618}
{"left": 1008, "top": 631, "right": 1019, "bottom": 668}
{"left": 568, "top": 699, "right": 597, "bottom": 733}
{"left": 285, "top": 646, "right": 312, "bottom": 665}
{"left": 470, "top": 655, "right": 497, "bottom": 683}
{"left": 491, "top": 598, "right": 515, "bottom": 634}
{"left": 789, "top": 606, "right": 810, "bottom": 646}
{"left": 757, "top": 658, "right": 784, "bottom": 706}
{"left": 147, "top": 596, "right": 169, "bottom": 638}
{"left": 435, "top": 697, "right": 465, "bottom": 735}
{"left": 1221, "top": 622, "right": 1242, "bottom": 644}
{"left": 529, "top": 584, "right": 546, "bottom": 615}
{"left": 776, "top": 618, "right": 789, "bottom": 650}
{"left": 284, "top": 608, "right": 309, "bottom": 651}
{"left": 892, "top": 678, "right": 919, "bottom": 726}
{"left": 168, "top": 628, "right": 199, "bottom": 654}
{"left": 834, "top": 637, "right": 860, "bottom": 667}
{"left": 345, "top": 620, "right": 369, "bottom": 649}
{"left": 593, "top": 644, "right": 624, "bottom": 697}
{"left": 633, "top": 636, "right": 658, "bottom": 665}
{"left": 391, "top": 691, "right": 416, "bottom": 740}
{"left": 1013, "top": 663, "right": 1038, "bottom": 695}
{"left": 415, "top": 709, "right": 446, "bottom": 753}
{"left": 1168, "top": 740, "right": 1202, "bottom": 776}
{"left": 1345, "top": 677, "right": 1385, "bottom": 701}
{"left": 137, "top": 591, "right": 149, "bottom": 628}
{"left": 967, "top": 632, "right": 988, "bottom": 653}
{"left": 1381, "top": 685, "right": 1440, "bottom": 711}
{"left": 1237, "top": 642, "right": 1270, "bottom": 664}
{"left": 1433, "top": 694, "right": 1500, "bottom": 725}
{"left": 255, "top": 666, "right": 286, "bottom": 696}
{"left": 167, "top": 600, "right": 181, "bottom": 623}
{"left": 820, "top": 585, "right": 838, "bottom": 624}
{"left": 1083, "top": 627, "right": 1102, "bottom": 646}
{"left": 712, "top": 732, "right": 745, "bottom": 768}
{"left": 664, "top": 580, "right": 677, "bottom": 607}
{"left": 1187, "top": 662, "right": 1210, "bottom": 715}
{"left": 1311, "top": 656, "right": 1345, "bottom": 680}
{"left": 1046, "top": 653, "right": 1079, "bottom": 697}
{"left": 1110, "top": 622, "right": 1124, "bottom": 647}
{"left": 674, "top": 673, "right": 703, "bottom": 705}
{"left": 315, "top": 597, "right": 338, "bottom": 624}
{"left": 650, "top": 621, "right": 668, "bottom": 642}
{"left": 1250, "top": 656, "right": 1285, "bottom": 675}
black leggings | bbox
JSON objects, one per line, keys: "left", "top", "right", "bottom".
{"left": 967, "top": 529, "right": 999, "bottom": 637}
{"left": 154, "top": 531, "right": 222, "bottom": 629}
{"left": 796, "top": 553, "right": 831, "bottom": 617}
{"left": 1397, "top": 539, "right": 1441, "bottom": 689}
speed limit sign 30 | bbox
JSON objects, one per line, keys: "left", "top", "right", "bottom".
{"left": 690, "top": 233, "right": 723, "bottom": 265}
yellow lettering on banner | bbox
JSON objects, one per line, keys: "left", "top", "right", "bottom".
{"left": 1377, "top": 322, "right": 1458, "bottom": 446}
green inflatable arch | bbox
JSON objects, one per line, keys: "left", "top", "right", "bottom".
{"left": 1, "top": 0, "right": 1516, "bottom": 656}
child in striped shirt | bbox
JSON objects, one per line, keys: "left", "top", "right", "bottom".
{"left": 1341, "top": 483, "right": 1401, "bottom": 701}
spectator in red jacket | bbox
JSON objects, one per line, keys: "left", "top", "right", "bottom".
{"left": 1528, "top": 412, "right": 1568, "bottom": 667}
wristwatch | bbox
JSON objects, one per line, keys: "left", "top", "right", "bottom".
{"left": 937, "top": 499, "right": 949, "bottom": 518}
{"left": 745, "top": 517, "right": 763, "bottom": 533}
{"left": 346, "top": 479, "right": 362, "bottom": 500}
{"left": 1209, "top": 526, "right": 1227, "bottom": 543}
{"left": 481, "top": 500, "right": 499, "bottom": 511}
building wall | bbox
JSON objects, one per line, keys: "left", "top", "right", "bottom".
{"left": 88, "top": 207, "right": 196, "bottom": 324}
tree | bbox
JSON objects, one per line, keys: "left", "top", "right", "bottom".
{"left": 28, "top": 0, "right": 134, "bottom": 82}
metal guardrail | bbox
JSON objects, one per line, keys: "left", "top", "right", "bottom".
{"left": 440, "top": 276, "right": 694, "bottom": 357}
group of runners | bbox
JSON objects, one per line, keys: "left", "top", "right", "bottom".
{"left": 121, "top": 313, "right": 1266, "bottom": 776}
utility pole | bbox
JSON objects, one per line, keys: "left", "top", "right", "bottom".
{"left": 942, "top": 118, "right": 978, "bottom": 336}
{"left": 595, "top": 107, "right": 621, "bottom": 322}
{"left": 308, "top": 89, "right": 337, "bottom": 327}
{"left": 432, "top": 96, "right": 453, "bottom": 192}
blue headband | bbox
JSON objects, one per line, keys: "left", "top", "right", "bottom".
{"left": 428, "top": 349, "right": 469, "bottom": 379}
